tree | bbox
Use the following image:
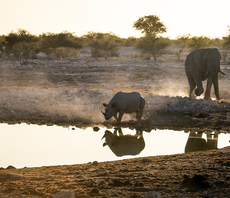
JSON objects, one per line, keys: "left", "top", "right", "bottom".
{"left": 0, "top": 36, "right": 6, "bottom": 57}
{"left": 84, "top": 32, "right": 120, "bottom": 59}
{"left": 223, "top": 35, "right": 230, "bottom": 50}
{"left": 39, "top": 31, "right": 82, "bottom": 58}
{"left": 11, "top": 41, "right": 36, "bottom": 60}
{"left": 123, "top": 36, "right": 137, "bottom": 47}
{"left": 136, "top": 35, "right": 170, "bottom": 61}
{"left": 188, "top": 36, "right": 210, "bottom": 51}
{"left": 175, "top": 34, "right": 190, "bottom": 61}
{"left": 4, "top": 29, "right": 38, "bottom": 58}
{"left": 39, "top": 31, "right": 82, "bottom": 49}
{"left": 222, "top": 26, "right": 230, "bottom": 50}
{"left": 133, "top": 15, "right": 169, "bottom": 61}
{"left": 133, "top": 15, "right": 166, "bottom": 37}
{"left": 5, "top": 29, "right": 37, "bottom": 49}
{"left": 222, "top": 26, "right": 230, "bottom": 62}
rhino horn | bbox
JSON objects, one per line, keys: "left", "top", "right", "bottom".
{"left": 101, "top": 111, "right": 106, "bottom": 116}
{"left": 101, "top": 134, "right": 106, "bottom": 140}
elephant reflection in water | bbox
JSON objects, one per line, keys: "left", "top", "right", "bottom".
{"left": 102, "top": 127, "right": 145, "bottom": 157}
{"left": 185, "top": 131, "right": 218, "bottom": 153}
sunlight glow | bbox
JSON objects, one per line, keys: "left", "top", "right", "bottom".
{"left": 0, "top": 0, "right": 230, "bottom": 38}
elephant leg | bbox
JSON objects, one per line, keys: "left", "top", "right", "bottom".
{"left": 213, "top": 76, "right": 220, "bottom": 100}
{"left": 206, "top": 131, "right": 218, "bottom": 150}
{"left": 204, "top": 76, "right": 212, "bottom": 100}
{"left": 186, "top": 73, "right": 196, "bottom": 98}
{"left": 205, "top": 75, "right": 220, "bottom": 100}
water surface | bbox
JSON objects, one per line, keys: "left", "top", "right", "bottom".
{"left": 0, "top": 123, "right": 229, "bottom": 168}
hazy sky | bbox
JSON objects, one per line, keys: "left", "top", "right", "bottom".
{"left": 1, "top": 0, "right": 230, "bottom": 39}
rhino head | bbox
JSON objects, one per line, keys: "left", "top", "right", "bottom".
{"left": 102, "top": 103, "right": 116, "bottom": 120}
{"left": 101, "top": 130, "right": 115, "bottom": 146}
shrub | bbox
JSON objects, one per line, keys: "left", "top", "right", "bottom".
{"left": 188, "top": 36, "right": 210, "bottom": 51}
{"left": 84, "top": 32, "right": 120, "bottom": 59}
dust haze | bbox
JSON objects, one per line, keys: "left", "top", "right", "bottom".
{"left": 0, "top": 47, "right": 230, "bottom": 125}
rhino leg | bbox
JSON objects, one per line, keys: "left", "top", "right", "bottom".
{"left": 117, "top": 110, "right": 125, "bottom": 123}
{"left": 114, "top": 112, "right": 118, "bottom": 121}
{"left": 136, "top": 110, "right": 140, "bottom": 119}
{"left": 113, "top": 127, "right": 123, "bottom": 135}
{"left": 138, "top": 98, "right": 145, "bottom": 120}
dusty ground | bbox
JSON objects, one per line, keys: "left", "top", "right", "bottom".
{"left": 1, "top": 147, "right": 230, "bottom": 197}
{"left": 0, "top": 56, "right": 230, "bottom": 132}
{"left": 1, "top": 48, "right": 230, "bottom": 197}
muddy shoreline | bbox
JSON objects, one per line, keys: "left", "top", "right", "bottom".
{"left": 1, "top": 108, "right": 230, "bottom": 133}
{"left": 1, "top": 146, "right": 230, "bottom": 197}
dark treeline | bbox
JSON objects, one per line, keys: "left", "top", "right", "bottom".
{"left": 0, "top": 15, "right": 230, "bottom": 61}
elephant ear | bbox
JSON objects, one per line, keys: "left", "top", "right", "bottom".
{"left": 214, "top": 48, "right": 221, "bottom": 59}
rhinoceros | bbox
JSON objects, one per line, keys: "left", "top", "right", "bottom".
{"left": 102, "top": 128, "right": 145, "bottom": 157}
{"left": 102, "top": 91, "right": 145, "bottom": 123}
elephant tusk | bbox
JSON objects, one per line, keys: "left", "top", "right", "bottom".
{"left": 219, "top": 70, "right": 227, "bottom": 75}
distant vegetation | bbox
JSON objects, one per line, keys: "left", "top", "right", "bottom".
{"left": 133, "top": 15, "right": 170, "bottom": 61}
{"left": 83, "top": 32, "right": 121, "bottom": 60}
{"left": 0, "top": 16, "right": 230, "bottom": 62}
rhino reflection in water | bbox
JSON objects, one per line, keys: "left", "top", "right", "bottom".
{"left": 185, "top": 131, "right": 218, "bottom": 153}
{"left": 102, "top": 127, "right": 145, "bottom": 157}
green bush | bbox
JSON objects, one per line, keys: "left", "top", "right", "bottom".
{"left": 39, "top": 31, "right": 82, "bottom": 49}
{"left": 11, "top": 41, "right": 36, "bottom": 59}
{"left": 84, "top": 32, "right": 120, "bottom": 59}
{"left": 174, "top": 34, "right": 190, "bottom": 60}
{"left": 38, "top": 31, "right": 82, "bottom": 59}
{"left": 5, "top": 29, "right": 37, "bottom": 48}
{"left": 136, "top": 36, "right": 170, "bottom": 61}
{"left": 188, "top": 36, "right": 210, "bottom": 51}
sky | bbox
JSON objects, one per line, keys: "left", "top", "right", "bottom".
{"left": 0, "top": 0, "right": 230, "bottom": 39}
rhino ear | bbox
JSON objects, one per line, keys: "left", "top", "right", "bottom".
{"left": 103, "top": 103, "right": 107, "bottom": 107}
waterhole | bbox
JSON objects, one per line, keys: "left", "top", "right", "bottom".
{"left": 0, "top": 123, "right": 229, "bottom": 168}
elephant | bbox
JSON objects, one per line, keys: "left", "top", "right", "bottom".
{"left": 185, "top": 131, "right": 218, "bottom": 153}
{"left": 185, "top": 48, "right": 226, "bottom": 100}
